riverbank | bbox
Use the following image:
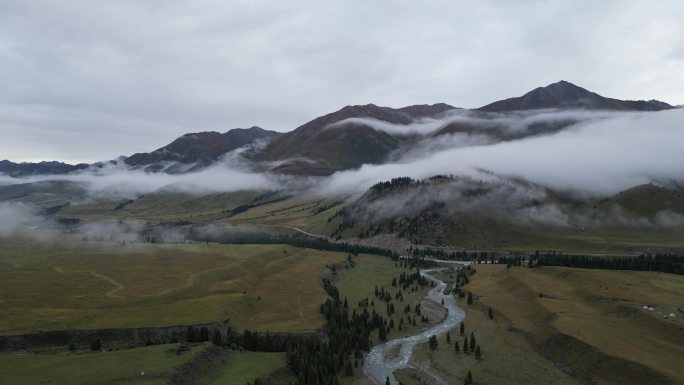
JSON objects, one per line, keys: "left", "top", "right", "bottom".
{"left": 363, "top": 268, "right": 466, "bottom": 385}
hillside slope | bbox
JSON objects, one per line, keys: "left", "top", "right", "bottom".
{"left": 125, "top": 126, "right": 281, "bottom": 172}
{"left": 255, "top": 103, "right": 455, "bottom": 175}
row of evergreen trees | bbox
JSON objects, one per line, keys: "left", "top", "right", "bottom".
{"left": 410, "top": 248, "right": 684, "bottom": 275}
{"left": 286, "top": 277, "right": 383, "bottom": 385}
{"left": 530, "top": 251, "right": 684, "bottom": 275}
{"left": 410, "top": 246, "right": 489, "bottom": 261}
{"left": 186, "top": 229, "right": 399, "bottom": 259}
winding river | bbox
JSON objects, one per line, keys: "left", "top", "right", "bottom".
{"left": 363, "top": 268, "right": 466, "bottom": 385}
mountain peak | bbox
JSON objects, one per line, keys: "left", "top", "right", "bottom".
{"left": 479, "top": 81, "right": 672, "bottom": 112}
{"left": 124, "top": 126, "right": 281, "bottom": 169}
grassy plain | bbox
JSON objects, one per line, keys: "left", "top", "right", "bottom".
{"left": 0, "top": 236, "right": 354, "bottom": 334}
{"left": 208, "top": 351, "right": 290, "bottom": 385}
{"left": 395, "top": 300, "right": 579, "bottom": 385}
{"left": 226, "top": 195, "right": 344, "bottom": 235}
{"left": 58, "top": 190, "right": 261, "bottom": 222}
{"left": 404, "top": 265, "right": 684, "bottom": 385}
{"left": 0, "top": 343, "right": 205, "bottom": 385}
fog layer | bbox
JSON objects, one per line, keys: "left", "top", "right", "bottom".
{"left": 322, "top": 109, "right": 684, "bottom": 195}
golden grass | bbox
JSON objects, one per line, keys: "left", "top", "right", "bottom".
{"left": 0, "top": 343, "right": 206, "bottom": 385}
{"left": 0, "top": 237, "right": 353, "bottom": 334}
{"left": 225, "top": 194, "right": 343, "bottom": 235}
{"left": 465, "top": 265, "right": 684, "bottom": 384}
{"left": 208, "top": 351, "right": 290, "bottom": 385}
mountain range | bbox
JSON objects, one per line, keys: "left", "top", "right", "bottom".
{"left": 1, "top": 81, "right": 673, "bottom": 177}
{"left": 124, "top": 126, "right": 281, "bottom": 173}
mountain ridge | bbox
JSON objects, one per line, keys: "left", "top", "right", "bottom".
{"left": 253, "top": 103, "right": 456, "bottom": 175}
{"left": 479, "top": 80, "right": 672, "bottom": 111}
{"left": 0, "top": 160, "right": 89, "bottom": 177}
{"left": 124, "top": 126, "right": 281, "bottom": 173}
{"left": 0, "top": 81, "right": 674, "bottom": 177}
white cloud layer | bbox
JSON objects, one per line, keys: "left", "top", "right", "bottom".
{"left": 321, "top": 109, "right": 684, "bottom": 195}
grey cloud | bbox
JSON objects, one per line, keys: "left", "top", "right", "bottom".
{"left": 1, "top": 160, "right": 279, "bottom": 199}
{"left": 1, "top": 0, "right": 683, "bottom": 162}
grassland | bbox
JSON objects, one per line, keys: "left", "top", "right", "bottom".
{"left": 403, "top": 265, "right": 684, "bottom": 385}
{"left": 208, "top": 351, "right": 291, "bottom": 385}
{"left": 55, "top": 189, "right": 346, "bottom": 235}
{"left": 0, "top": 343, "right": 206, "bottom": 385}
{"left": 395, "top": 299, "right": 579, "bottom": 385}
{"left": 58, "top": 190, "right": 262, "bottom": 222}
{"left": 0, "top": 236, "right": 356, "bottom": 334}
{"left": 226, "top": 194, "right": 344, "bottom": 235}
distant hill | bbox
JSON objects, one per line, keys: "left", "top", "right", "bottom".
{"left": 595, "top": 183, "right": 684, "bottom": 217}
{"left": 479, "top": 80, "right": 672, "bottom": 112}
{"left": 0, "top": 160, "right": 89, "bottom": 177}
{"left": 254, "top": 103, "right": 456, "bottom": 175}
{"left": 327, "top": 176, "right": 684, "bottom": 250}
{"left": 125, "top": 126, "right": 281, "bottom": 172}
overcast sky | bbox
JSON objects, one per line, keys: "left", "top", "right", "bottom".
{"left": 1, "top": 0, "right": 683, "bottom": 163}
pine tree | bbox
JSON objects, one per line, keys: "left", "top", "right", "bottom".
{"left": 429, "top": 335, "right": 438, "bottom": 350}
{"left": 200, "top": 326, "right": 209, "bottom": 341}
{"left": 212, "top": 329, "right": 223, "bottom": 346}
{"left": 466, "top": 370, "right": 473, "bottom": 385}
{"left": 186, "top": 326, "right": 196, "bottom": 342}
{"left": 385, "top": 376, "right": 391, "bottom": 385}
{"left": 446, "top": 331, "right": 451, "bottom": 343}
{"left": 467, "top": 292, "right": 473, "bottom": 305}
{"left": 90, "top": 338, "right": 102, "bottom": 351}
{"left": 488, "top": 307, "right": 494, "bottom": 320}
{"left": 463, "top": 336, "right": 469, "bottom": 353}
{"left": 454, "top": 340, "right": 460, "bottom": 353}
{"left": 475, "top": 345, "right": 482, "bottom": 360}
{"left": 344, "top": 360, "right": 353, "bottom": 376}
{"left": 460, "top": 321, "right": 465, "bottom": 336}
{"left": 470, "top": 332, "right": 476, "bottom": 351}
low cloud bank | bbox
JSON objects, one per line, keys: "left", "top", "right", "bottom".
{"left": 0, "top": 158, "right": 281, "bottom": 199}
{"left": 321, "top": 109, "right": 684, "bottom": 195}
{"left": 0, "top": 202, "right": 59, "bottom": 241}
{"left": 327, "top": 108, "right": 617, "bottom": 136}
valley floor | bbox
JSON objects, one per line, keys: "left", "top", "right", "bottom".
{"left": 2, "top": 232, "right": 683, "bottom": 385}
{"left": 396, "top": 265, "right": 684, "bottom": 385}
